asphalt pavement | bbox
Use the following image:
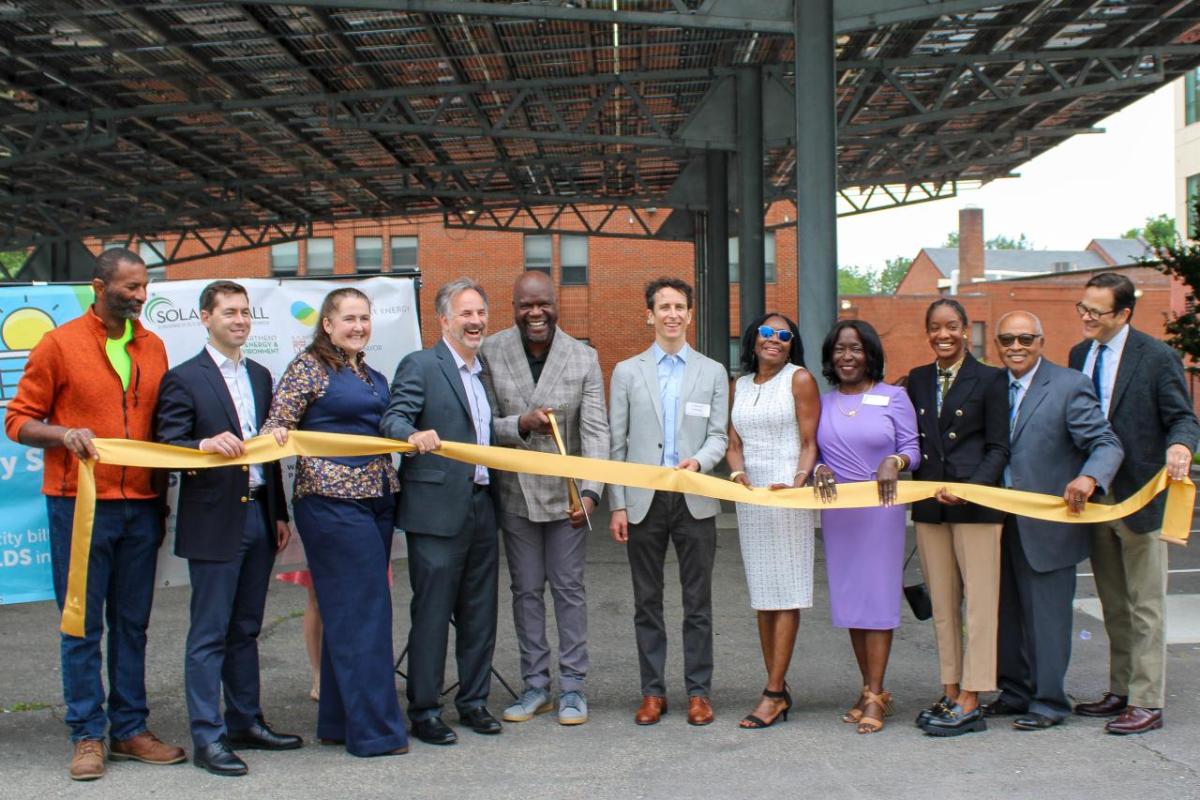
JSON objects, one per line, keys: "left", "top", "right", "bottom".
{"left": 2, "top": 505, "right": 1199, "bottom": 800}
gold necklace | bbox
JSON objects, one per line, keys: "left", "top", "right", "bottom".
{"left": 835, "top": 382, "right": 874, "bottom": 416}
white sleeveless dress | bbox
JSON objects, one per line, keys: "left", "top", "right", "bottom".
{"left": 731, "top": 363, "right": 816, "bottom": 610}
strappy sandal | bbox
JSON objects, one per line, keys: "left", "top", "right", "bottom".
{"left": 842, "top": 685, "right": 869, "bottom": 723}
{"left": 857, "top": 690, "right": 894, "bottom": 734}
{"left": 740, "top": 688, "right": 793, "bottom": 729}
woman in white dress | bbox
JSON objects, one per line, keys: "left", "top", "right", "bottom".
{"left": 726, "top": 312, "right": 820, "bottom": 729}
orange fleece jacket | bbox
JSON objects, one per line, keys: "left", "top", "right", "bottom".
{"left": 4, "top": 307, "right": 168, "bottom": 499}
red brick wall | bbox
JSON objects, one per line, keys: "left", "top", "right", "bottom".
{"left": 895, "top": 252, "right": 943, "bottom": 295}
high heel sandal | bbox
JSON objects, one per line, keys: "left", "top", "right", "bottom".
{"left": 857, "top": 690, "right": 894, "bottom": 734}
{"left": 740, "top": 688, "right": 792, "bottom": 729}
{"left": 842, "top": 685, "right": 869, "bottom": 723}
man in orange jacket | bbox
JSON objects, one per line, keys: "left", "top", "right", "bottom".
{"left": 4, "top": 248, "right": 185, "bottom": 781}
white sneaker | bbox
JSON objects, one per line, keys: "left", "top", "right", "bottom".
{"left": 502, "top": 687, "right": 553, "bottom": 722}
{"left": 558, "top": 691, "right": 588, "bottom": 726}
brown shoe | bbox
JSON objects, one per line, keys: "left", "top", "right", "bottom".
{"left": 687, "top": 696, "right": 714, "bottom": 726}
{"left": 109, "top": 731, "right": 187, "bottom": 765}
{"left": 69, "top": 740, "right": 107, "bottom": 781}
{"left": 1074, "top": 692, "right": 1127, "bottom": 718}
{"left": 1105, "top": 706, "right": 1163, "bottom": 735}
{"left": 634, "top": 696, "right": 668, "bottom": 725}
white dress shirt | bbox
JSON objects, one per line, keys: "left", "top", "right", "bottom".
{"left": 444, "top": 338, "right": 492, "bottom": 485}
{"left": 205, "top": 343, "right": 264, "bottom": 489}
{"left": 1081, "top": 323, "right": 1130, "bottom": 416}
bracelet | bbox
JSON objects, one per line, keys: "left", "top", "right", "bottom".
{"left": 729, "top": 470, "right": 746, "bottom": 482}
{"left": 887, "top": 454, "right": 906, "bottom": 470}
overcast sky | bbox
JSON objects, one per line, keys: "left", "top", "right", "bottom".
{"left": 835, "top": 82, "right": 1176, "bottom": 271}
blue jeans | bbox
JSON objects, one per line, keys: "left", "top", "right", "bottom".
{"left": 47, "top": 496, "right": 161, "bottom": 743}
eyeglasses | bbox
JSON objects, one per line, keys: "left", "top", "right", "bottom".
{"left": 996, "top": 333, "right": 1042, "bottom": 347}
{"left": 757, "top": 326, "right": 793, "bottom": 343}
{"left": 1075, "top": 302, "right": 1121, "bottom": 320}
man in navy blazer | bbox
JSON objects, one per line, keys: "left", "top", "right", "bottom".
{"left": 156, "top": 281, "right": 300, "bottom": 776}
{"left": 381, "top": 277, "right": 502, "bottom": 746}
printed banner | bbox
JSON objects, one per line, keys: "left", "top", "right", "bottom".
{"left": 0, "top": 276, "right": 421, "bottom": 605}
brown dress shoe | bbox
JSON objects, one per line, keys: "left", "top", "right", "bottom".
{"left": 69, "top": 740, "right": 107, "bottom": 781}
{"left": 1074, "top": 692, "right": 1127, "bottom": 718}
{"left": 687, "top": 696, "right": 714, "bottom": 726}
{"left": 1105, "top": 706, "right": 1163, "bottom": 735}
{"left": 635, "top": 696, "right": 668, "bottom": 725}
{"left": 109, "top": 731, "right": 187, "bottom": 765}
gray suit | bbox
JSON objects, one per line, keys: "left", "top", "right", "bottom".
{"left": 481, "top": 326, "right": 609, "bottom": 693}
{"left": 998, "top": 358, "right": 1123, "bottom": 721}
{"left": 381, "top": 339, "right": 499, "bottom": 722}
{"left": 609, "top": 345, "right": 729, "bottom": 697}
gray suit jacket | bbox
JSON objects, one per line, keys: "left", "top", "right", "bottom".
{"left": 1069, "top": 327, "right": 1200, "bottom": 533}
{"left": 608, "top": 345, "right": 729, "bottom": 524}
{"left": 1008, "top": 358, "right": 1124, "bottom": 572}
{"left": 381, "top": 339, "right": 496, "bottom": 538}
{"left": 481, "top": 326, "right": 609, "bottom": 522}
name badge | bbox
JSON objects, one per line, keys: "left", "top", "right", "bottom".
{"left": 862, "top": 394, "right": 890, "bottom": 406}
{"left": 685, "top": 402, "right": 711, "bottom": 418}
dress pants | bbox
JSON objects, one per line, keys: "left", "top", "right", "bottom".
{"left": 46, "top": 497, "right": 160, "bottom": 743}
{"left": 405, "top": 486, "right": 499, "bottom": 721}
{"left": 914, "top": 521, "right": 1002, "bottom": 692}
{"left": 500, "top": 512, "right": 588, "bottom": 693}
{"left": 293, "top": 492, "right": 408, "bottom": 756}
{"left": 996, "top": 516, "right": 1077, "bottom": 722}
{"left": 626, "top": 492, "right": 716, "bottom": 698}
{"left": 1090, "top": 519, "right": 1168, "bottom": 709}
{"left": 184, "top": 498, "right": 274, "bottom": 748}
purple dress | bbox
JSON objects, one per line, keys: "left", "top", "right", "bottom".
{"left": 817, "top": 382, "right": 920, "bottom": 630}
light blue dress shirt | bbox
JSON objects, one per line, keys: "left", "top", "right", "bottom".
{"left": 205, "top": 343, "right": 264, "bottom": 489}
{"left": 1081, "top": 324, "right": 1129, "bottom": 416}
{"left": 445, "top": 338, "right": 492, "bottom": 485}
{"left": 652, "top": 341, "right": 689, "bottom": 467}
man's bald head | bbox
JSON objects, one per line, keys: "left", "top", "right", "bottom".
{"left": 996, "top": 310, "right": 1045, "bottom": 378}
{"left": 996, "top": 310, "right": 1044, "bottom": 335}
{"left": 513, "top": 269, "right": 558, "bottom": 351}
{"left": 513, "top": 269, "right": 555, "bottom": 302}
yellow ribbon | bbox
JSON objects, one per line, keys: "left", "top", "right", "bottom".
{"left": 62, "top": 431, "right": 1195, "bottom": 636}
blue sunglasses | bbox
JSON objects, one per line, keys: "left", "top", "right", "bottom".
{"left": 757, "top": 326, "right": 793, "bottom": 343}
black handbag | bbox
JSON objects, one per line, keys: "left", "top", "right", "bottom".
{"left": 903, "top": 545, "right": 933, "bottom": 621}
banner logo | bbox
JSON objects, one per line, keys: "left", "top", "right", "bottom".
{"left": 290, "top": 301, "right": 319, "bottom": 327}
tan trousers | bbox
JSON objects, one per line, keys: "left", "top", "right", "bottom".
{"left": 915, "top": 522, "right": 1003, "bottom": 692}
{"left": 1089, "top": 520, "right": 1168, "bottom": 709}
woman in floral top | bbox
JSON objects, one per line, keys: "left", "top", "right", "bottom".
{"left": 261, "top": 287, "right": 408, "bottom": 757}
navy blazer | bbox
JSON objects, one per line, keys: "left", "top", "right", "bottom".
{"left": 381, "top": 339, "right": 497, "bottom": 538}
{"left": 1069, "top": 327, "right": 1200, "bottom": 533}
{"left": 906, "top": 353, "right": 1010, "bottom": 524}
{"left": 156, "top": 349, "right": 288, "bottom": 561}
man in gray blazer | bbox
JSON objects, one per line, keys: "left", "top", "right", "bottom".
{"left": 608, "top": 277, "right": 729, "bottom": 727}
{"left": 1069, "top": 272, "right": 1200, "bottom": 734}
{"left": 481, "top": 270, "right": 609, "bottom": 727}
{"left": 982, "top": 311, "right": 1123, "bottom": 731}
{"left": 381, "top": 278, "right": 501, "bottom": 746}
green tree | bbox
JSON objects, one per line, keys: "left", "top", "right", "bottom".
{"left": 1123, "top": 213, "right": 1177, "bottom": 251}
{"left": 1152, "top": 201, "right": 1200, "bottom": 376}
{"left": 837, "top": 265, "right": 875, "bottom": 295}
{"left": 0, "top": 250, "right": 26, "bottom": 279}
{"left": 878, "top": 256, "right": 912, "bottom": 294}
{"left": 942, "top": 231, "right": 1033, "bottom": 249}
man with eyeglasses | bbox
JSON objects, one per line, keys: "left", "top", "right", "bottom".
{"left": 1067, "top": 272, "right": 1199, "bottom": 735}
{"left": 981, "top": 311, "right": 1123, "bottom": 732}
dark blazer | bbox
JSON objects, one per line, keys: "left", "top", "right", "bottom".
{"left": 906, "top": 353, "right": 1010, "bottom": 524}
{"left": 156, "top": 349, "right": 288, "bottom": 561}
{"left": 1069, "top": 327, "right": 1200, "bottom": 533}
{"left": 381, "top": 339, "right": 496, "bottom": 537}
{"left": 1007, "top": 359, "right": 1124, "bottom": 573}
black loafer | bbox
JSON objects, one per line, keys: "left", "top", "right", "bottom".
{"left": 1012, "top": 713, "right": 1060, "bottom": 731}
{"left": 915, "top": 695, "right": 954, "bottom": 727}
{"left": 981, "top": 698, "right": 1025, "bottom": 717}
{"left": 193, "top": 739, "right": 248, "bottom": 777}
{"left": 460, "top": 707, "right": 503, "bottom": 735}
{"left": 921, "top": 705, "right": 987, "bottom": 737}
{"left": 227, "top": 720, "right": 303, "bottom": 751}
{"left": 412, "top": 717, "right": 457, "bottom": 745}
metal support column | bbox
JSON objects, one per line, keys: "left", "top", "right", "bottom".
{"left": 796, "top": 0, "right": 838, "bottom": 384}
{"left": 736, "top": 65, "right": 765, "bottom": 335}
{"left": 704, "top": 151, "right": 730, "bottom": 369}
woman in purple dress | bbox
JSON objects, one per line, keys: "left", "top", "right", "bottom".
{"left": 813, "top": 320, "right": 919, "bottom": 735}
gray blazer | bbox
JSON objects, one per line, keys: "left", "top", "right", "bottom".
{"left": 481, "top": 326, "right": 609, "bottom": 522}
{"left": 608, "top": 345, "right": 729, "bottom": 524}
{"left": 1007, "top": 358, "right": 1124, "bottom": 572}
{"left": 381, "top": 339, "right": 495, "bottom": 538}
{"left": 1069, "top": 327, "right": 1200, "bottom": 533}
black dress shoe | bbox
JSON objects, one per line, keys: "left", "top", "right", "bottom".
{"left": 1075, "top": 692, "right": 1128, "bottom": 718}
{"left": 412, "top": 717, "right": 457, "bottom": 745}
{"left": 227, "top": 720, "right": 303, "bottom": 751}
{"left": 460, "top": 707, "right": 503, "bottom": 735}
{"left": 193, "top": 739, "right": 248, "bottom": 777}
{"left": 921, "top": 705, "right": 987, "bottom": 737}
{"left": 914, "top": 695, "right": 954, "bottom": 728}
{"left": 1012, "top": 713, "right": 1060, "bottom": 731}
{"left": 981, "top": 698, "right": 1026, "bottom": 717}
